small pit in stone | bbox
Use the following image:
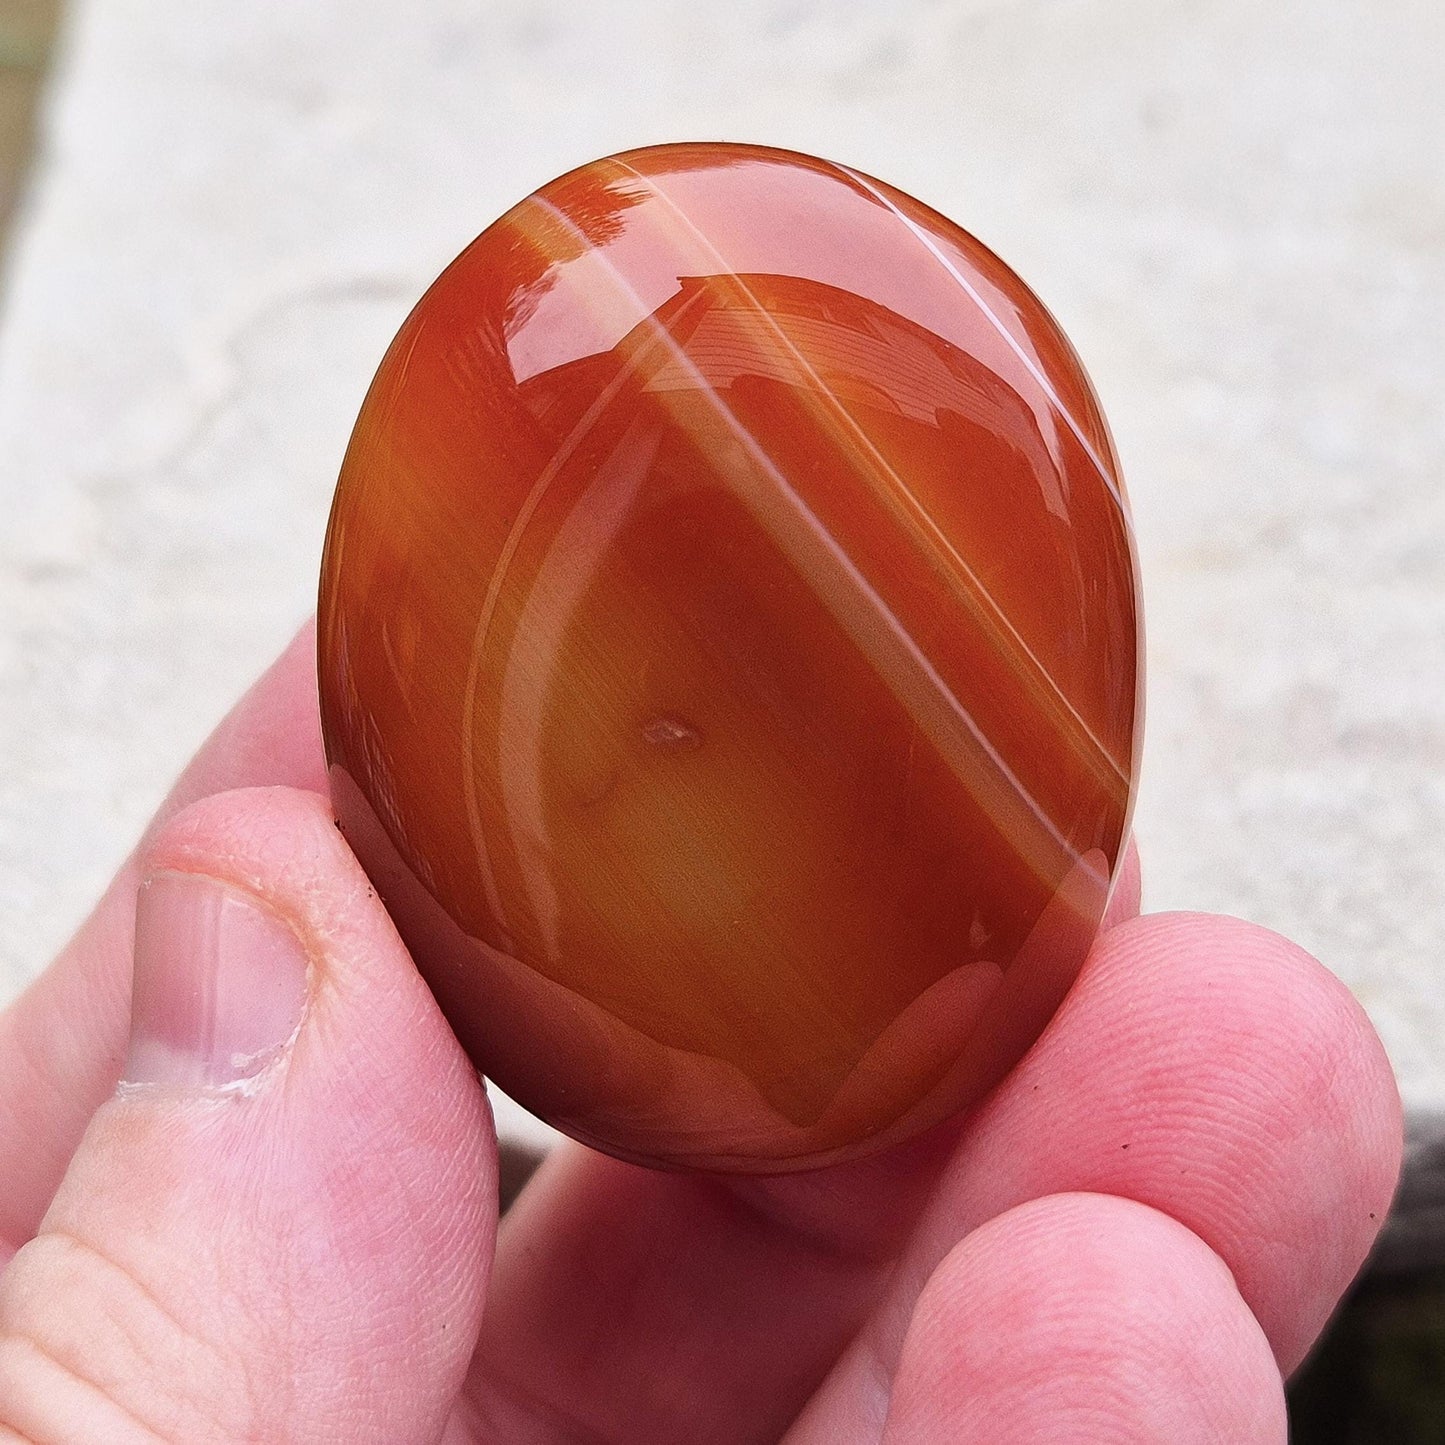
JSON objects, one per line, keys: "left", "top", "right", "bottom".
{"left": 642, "top": 714, "right": 702, "bottom": 751}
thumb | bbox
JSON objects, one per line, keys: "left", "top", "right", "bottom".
{"left": 0, "top": 787, "right": 496, "bottom": 1443}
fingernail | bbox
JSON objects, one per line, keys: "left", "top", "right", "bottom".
{"left": 124, "top": 871, "right": 310, "bottom": 1088}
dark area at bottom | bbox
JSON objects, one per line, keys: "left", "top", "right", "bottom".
{"left": 1290, "top": 1115, "right": 1445, "bottom": 1441}
{"left": 1290, "top": 1266, "right": 1445, "bottom": 1442}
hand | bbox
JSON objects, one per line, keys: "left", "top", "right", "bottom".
{"left": 0, "top": 622, "right": 1401, "bottom": 1443}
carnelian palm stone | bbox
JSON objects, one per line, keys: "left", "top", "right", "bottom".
{"left": 318, "top": 142, "right": 1142, "bottom": 1173}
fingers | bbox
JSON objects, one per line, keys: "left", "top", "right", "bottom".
{"left": 462, "top": 840, "right": 1143, "bottom": 1441}
{"left": 0, "top": 788, "right": 495, "bottom": 1442}
{"left": 0, "top": 620, "right": 323, "bottom": 1251}
{"left": 871, "top": 1194, "right": 1286, "bottom": 1443}
{"left": 803, "top": 911, "right": 1400, "bottom": 1433}
{"left": 466, "top": 854, "right": 1392, "bottom": 1441}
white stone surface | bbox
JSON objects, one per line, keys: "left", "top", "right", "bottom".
{"left": 1, "top": 0, "right": 1442, "bottom": 1131}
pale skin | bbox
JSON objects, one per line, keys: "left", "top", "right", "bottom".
{"left": 0, "top": 621, "right": 1403, "bottom": 1442}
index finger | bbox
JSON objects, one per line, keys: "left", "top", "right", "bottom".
{"left": 789, "top": 911, "right": 1403, "bottom": 1443}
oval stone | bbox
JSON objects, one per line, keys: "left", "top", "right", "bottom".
{"left": 318, "top": 142, "right": 1142, "bottom": 1172}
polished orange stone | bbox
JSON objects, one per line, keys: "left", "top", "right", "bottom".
{"left": 317, "top": 142, "right": 1142, "bottom": 1172}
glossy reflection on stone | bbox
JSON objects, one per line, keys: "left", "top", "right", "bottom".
{"left": 318, "top": 142, "right": 1142, "bottom": 1172}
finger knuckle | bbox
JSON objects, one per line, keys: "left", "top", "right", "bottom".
{"left": 0, "top": 1227, "right": 256, "bottom": 1441}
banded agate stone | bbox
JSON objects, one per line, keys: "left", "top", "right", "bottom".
{"left": 318, "top": 143, "right": 1142, "bottom": 1172}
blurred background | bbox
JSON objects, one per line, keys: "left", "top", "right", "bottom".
{"left": 0, "top": 1, "right": 1440, "bottom": 1436}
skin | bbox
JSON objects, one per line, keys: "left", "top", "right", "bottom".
{"left": 0, "top": 620, "right": 1403, "bottom": 1442}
